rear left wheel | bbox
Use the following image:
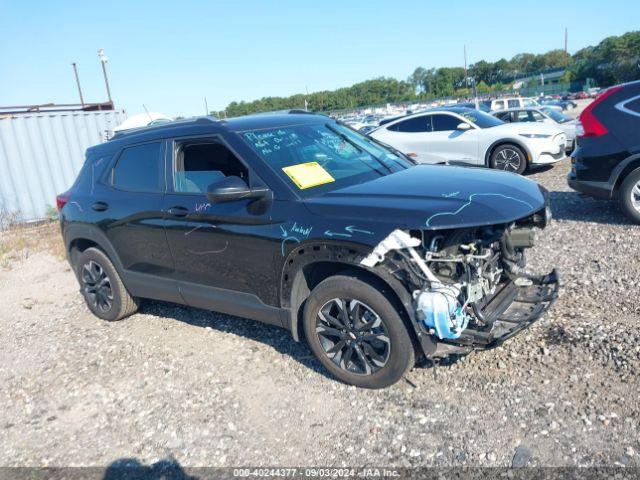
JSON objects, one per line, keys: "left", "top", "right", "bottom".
{"left": 619, "top": 167, "right": 640, "bottom": 223}
{"left": 74, "top": 247, "right": 139, "bottom": 321}
{"left": 302, "top": 275, "right": 414, "bottom": 388}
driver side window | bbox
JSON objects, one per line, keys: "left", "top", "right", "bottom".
{"left": 174, "top": 140, "right": 248, "bottom": 194}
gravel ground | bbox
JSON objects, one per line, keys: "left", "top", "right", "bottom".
{"left": 1, "top": 156, "right": 639, "bottom": 469}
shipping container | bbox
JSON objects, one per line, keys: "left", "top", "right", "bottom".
{"left": 0, "top": 109, "right": 126, "bottom": 223}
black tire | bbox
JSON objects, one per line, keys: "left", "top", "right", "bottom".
{"left": 74, "top": 247, "right": 139, "bottom": 321}
{"left": 303, "top": 275, "right": 415, "bottom": 389}
{"left": 618, "top": 168, "right": 640, "bottom": 223}
{"left": 490, "top": 144, "right": 527, "bottom": 174}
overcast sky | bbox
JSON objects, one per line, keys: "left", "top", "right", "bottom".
{"left": 1, "top": 0, "right": 638, "bottom": 118}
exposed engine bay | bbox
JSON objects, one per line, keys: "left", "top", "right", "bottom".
{"left": 361, "top": 211, "right": 559, "bottom": 356}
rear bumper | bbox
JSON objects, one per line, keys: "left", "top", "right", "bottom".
{"left": 567, "top": 172, "right": 613, "bottom": 199}
{"left": 434, "top": 269, "right": 560, "bottom": 356}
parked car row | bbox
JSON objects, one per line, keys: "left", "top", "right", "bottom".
{"left": 367, "top": 107, "right": 567, "bottom": 174}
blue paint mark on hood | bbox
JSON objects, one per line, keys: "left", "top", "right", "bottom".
{"left": 303, "top": 165, "right": 547, "bottom": 230}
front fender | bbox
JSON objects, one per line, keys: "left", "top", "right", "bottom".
{"left": 280, "top": 241, "right": 436, "bottom": 356}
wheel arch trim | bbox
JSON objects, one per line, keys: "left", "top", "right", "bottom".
{"left": 611, "top": 153, "right": 640, "bottom": 191}
{"left": 63, "top": 224, "right": 126, "bottom": 280}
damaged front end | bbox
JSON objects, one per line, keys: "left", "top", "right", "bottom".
{"left": 361, "top": 211, "right": 559, "bottom": 358}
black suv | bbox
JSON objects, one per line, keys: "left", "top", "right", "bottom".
{"left": 58, "top": 112, "right": 558, "bottom": 388}
{"left": 568, "top": 80, "right": 640, "bottom": 222}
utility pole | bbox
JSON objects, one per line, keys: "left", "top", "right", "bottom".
{"left": 464, "top": 45, "right": 468, "bottom": 85}
{"left": 71, "top": 62, "right": 85, "bottom": 107}
{"left": 305, "top": 85, "right": 309, "bottom": 111}
{"left": 97, "top": 49, "right": 113, "bottom": 105}
{"left": 564, "top": 27, "right": 568, "bottom": 54}
{"left": 204, "top": 97, "right": 209, "bottom": 116}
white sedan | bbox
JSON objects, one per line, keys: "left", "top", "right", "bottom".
{"left": 369, "top": 107, "right": 567, "bottom": 174}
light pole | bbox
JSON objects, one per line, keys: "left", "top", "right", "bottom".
{"left": 98, "top": 49, "right": 113, "bottom": 105}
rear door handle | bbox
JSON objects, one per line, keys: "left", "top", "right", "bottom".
{"left": 91, "top": 201, "right": 109, "bottom": 212}
{"left": 167, "top": 206, "right": 189, "bottom": 217}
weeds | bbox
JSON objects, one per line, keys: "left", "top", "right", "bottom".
{"left": 0, "top": 221, "right": 65, "bottom": 269}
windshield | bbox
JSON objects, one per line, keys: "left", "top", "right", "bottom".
{"left": 459, "top": 110, "right": 504, "bottom": 128}
{"left": 241, "top": 122, "right": 412, "bottom": 197}
{"left": 541, "top": 107, "right": 571, "bottom": 123}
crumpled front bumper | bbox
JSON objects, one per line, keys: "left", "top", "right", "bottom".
{"left": 434, "top": 269, "right": 560, "bottom": 356}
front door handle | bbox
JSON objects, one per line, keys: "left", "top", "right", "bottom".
{"left": 91, "top": 201, "right": 109, "bottom": 212}
{"left": 167, "top": 206, "right": 189, "bottom": 217}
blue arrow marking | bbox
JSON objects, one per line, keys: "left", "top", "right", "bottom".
{"left": 345, "top": 225, "right": 374, "bottom": 235}
{"left": 324, "top": 229, "right": 352, "bottom": 238}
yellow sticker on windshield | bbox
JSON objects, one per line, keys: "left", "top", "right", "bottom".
{"left": 282, "top": 162, "right": 335, "bottom": 189}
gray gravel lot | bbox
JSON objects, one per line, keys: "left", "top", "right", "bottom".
{"left": 1, "top": 156, "right": 639, "bottom": 469}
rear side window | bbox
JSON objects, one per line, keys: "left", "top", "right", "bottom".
{"left": 388, "top": 116, "right": 432, "bottom": 132}
{"left": 508, "top": 99, "right": 520, "bottom": 108}
{"left": 112, "top": 142, "right": 163, "bottom": 192}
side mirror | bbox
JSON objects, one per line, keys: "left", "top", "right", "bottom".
{"left": 456, "top": 122, "right": 472, "bottom": 131}
{"left": 206, "top": 176, "right": 269, "bottom": 203}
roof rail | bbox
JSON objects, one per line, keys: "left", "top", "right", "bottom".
{"left": 110, "top": 116, "right": 221, "bottom": 140}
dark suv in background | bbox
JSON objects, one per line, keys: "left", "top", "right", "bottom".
{"left": 568, "top": 80, "right": 640, "bottom": 222}
{"left": 57, "top": 112, "right": 558, "bottom": 388}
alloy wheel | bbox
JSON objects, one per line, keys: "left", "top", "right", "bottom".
{"left": 631, "top": 181, "right": 640, "bottom": 213}
{"left": 494, "top": 148, "right": 522, "bottom": 172}
{"left": 81, "top": 260, "right": 114, "bottom": 312}
{"left": 315, "top": 298, "right": 391, "bottom": 375}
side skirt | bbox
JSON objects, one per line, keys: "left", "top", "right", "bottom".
{"left": 124, "top": 271, "right": 290, "bottom": 329}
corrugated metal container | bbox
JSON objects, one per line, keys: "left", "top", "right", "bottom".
{"left": 0, "top": 110, "right": 127, "bottom": 222}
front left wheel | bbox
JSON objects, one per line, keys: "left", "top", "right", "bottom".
{"left": 302, "top": 275, "right": 415, "bottom": 388}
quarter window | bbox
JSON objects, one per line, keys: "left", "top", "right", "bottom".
{"left": 112, "top": 142, "right": 163, "bottom": 192}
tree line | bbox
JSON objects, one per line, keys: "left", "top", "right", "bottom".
{"left": 222, "top": 30, "right": 639, "bottom": 117}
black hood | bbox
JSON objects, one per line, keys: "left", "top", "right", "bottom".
{"left": 304, "top": 165, "right": 547, "bottom": 230}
